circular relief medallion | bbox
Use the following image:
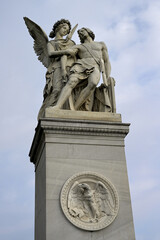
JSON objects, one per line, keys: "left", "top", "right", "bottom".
{"left": 60, "top": 172, "right": 119, "bottom": 231}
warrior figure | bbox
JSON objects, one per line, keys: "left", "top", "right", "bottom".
{"left": 52, "top": 27, "right": 114, "bottom": 111}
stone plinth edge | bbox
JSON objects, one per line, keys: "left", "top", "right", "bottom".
{"left": 45, "top": 108, "right": 122, "bottom": 122}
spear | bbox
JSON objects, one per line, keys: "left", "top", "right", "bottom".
{"left": 100, "top": 59, "right": 112, "bottom": 112}
{"left": 66, "top": 24, "right": 78, "bottom": 41}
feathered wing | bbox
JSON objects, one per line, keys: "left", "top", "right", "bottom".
{"left": 68, "top": 182, "right": 84, "bottom": 218}
{"left": 24, "top": 17, "right": 50, "bottom": 68}
{"left": 95, "top": 181, "right": 115, "bottom": 215}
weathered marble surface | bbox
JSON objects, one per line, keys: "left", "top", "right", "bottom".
{"left": 29, "top": 117, "right": 135, "bottom": 240}
{"left": 24, "top": 18, "right": 116, "bottom": 119}
{"left": 60, "top": 172, "right": 119, "bottom": 231}
{"left": 44, "top": 108, "right": 121, "bottom": 122}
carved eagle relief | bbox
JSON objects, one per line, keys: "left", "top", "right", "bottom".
{"left": 68, "top": 180, "right": 115, "bottom": 223}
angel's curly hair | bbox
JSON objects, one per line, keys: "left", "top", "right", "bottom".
{"left": 49, "top": 19, "right": 71, "bottom": 38}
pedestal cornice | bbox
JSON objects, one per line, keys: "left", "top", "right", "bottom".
{"left": 29, "top": 115, "right": 130, "bottom": 165}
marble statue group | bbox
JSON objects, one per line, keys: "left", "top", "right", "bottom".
{"left": 24, "top": 18, "right": 116, "bottom": 119}
{"left": 26, "top": 18, "right": 136, "bottom": 238}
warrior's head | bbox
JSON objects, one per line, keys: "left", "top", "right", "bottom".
{"left": 78, "top": 27, "right": 95, "bottom": 43}
{"left": 49, "top": 19, "right": 71, "bottom": 38}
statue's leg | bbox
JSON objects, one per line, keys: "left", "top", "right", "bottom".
{"left": 75, "top": 68, "right": 100, "bottom": 110}
{"left": 53, "top": 75, "right": 79, "bottom": 110}
{"left": 61, "top": 55, "right": 68, "bottom": 82}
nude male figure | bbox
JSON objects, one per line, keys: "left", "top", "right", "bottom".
{"left": 52, "top": 27, "right": 111, "bottom": 110}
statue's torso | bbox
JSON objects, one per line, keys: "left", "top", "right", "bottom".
{"left": 77, "top": 42, "right": 103, "bottom": 61}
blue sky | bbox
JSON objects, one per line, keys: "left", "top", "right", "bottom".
{"left": 0, "top": 0, "right": 160, "bottom": 239}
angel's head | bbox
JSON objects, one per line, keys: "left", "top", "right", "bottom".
{"left": 49, "top": 19, "right": 71, "bottom": 38}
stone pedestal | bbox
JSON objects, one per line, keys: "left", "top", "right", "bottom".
{"left": 29, "top": 110, "right": 135, "bottom": 240}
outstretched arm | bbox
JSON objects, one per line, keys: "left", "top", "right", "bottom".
{"left": 47, "top": 42, "right": 65, "bottom": 57}
{"left": 47, "top": 42, "right": 78, "bottom": 58}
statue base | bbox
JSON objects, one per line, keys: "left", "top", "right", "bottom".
{"left": 45, "top": 108, "right": 122, "bottom": 122}
{"left": 29, "top": 110, "right": 135, "bottom": 240}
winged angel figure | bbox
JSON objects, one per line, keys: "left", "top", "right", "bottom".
{"left": 68, "top": 181, "right": 115, "bottom": 223}
{"left": 24, "top": 17, "right": 78, "bottom": 118}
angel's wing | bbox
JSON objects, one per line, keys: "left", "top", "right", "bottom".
{"left": 24, "top": 17, "right": 50, "bottom": 68}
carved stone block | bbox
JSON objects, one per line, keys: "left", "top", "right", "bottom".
{"left": 29, "top": 116, "right": 135, "bottom": 240}
{"left": 61, "top": 171, "right": 119, "bottom": 231}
